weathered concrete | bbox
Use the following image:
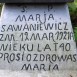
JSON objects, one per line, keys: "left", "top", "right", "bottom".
{"left": 0, "top": 70, "right": 77, "bottom": 77}
{"left": 0, "top": 4, "right": 77, "bottom": 71}
{"left": 0, "top": 3, "right": 77, "bottom": 77}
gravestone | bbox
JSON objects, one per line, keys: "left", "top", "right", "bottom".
{"left": 0, "top": 0, "right": 77, "bottom": 77}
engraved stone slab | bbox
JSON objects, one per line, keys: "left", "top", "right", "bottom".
{"left": 0, "top": 0, "right": 74, "bottom": 3}
{"left": 0, "top": 4, "right": 77, "bottom": 71}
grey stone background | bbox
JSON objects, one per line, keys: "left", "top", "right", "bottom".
{"left": 0, "top": 3, "right": 77, "bottom": 47}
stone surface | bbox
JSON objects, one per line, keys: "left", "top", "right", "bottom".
{"left": 0, "top": 70, "right": 77, "bottom": 77}
{"left": 0, "top": 4, "right": 77, "bottom": 72}
{"left": 0, "top": 0, "right": 74, "bottom": 3}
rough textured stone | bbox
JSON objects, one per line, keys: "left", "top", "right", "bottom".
{"left": 0, "top": 4, "right": 76, "bottom": 72}
{"left": 0, "top": 70, "right": 77, "bottom": 77}
{"left": 0, "top": 2, "right": 77, "bottom": 77}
